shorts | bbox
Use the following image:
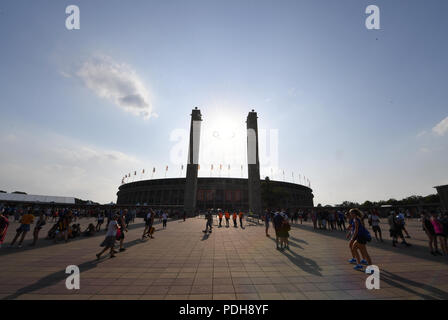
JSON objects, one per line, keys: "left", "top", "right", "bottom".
{"left": 18, "top": 224, "right": 30, "bottom": 232}
{"left": 354, "top": 234, "right": 368, "bottom": 245}
{"left": 101, "top": 236, "right": 116, "bottom": 248}
{"left": 372, "top": 226, "right": 381, "bottom": 233}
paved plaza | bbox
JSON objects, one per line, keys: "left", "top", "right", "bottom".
{"left": 0, "top": 216, "right": 447, "bottom": 300}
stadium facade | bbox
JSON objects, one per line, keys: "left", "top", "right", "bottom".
{"left": 116, "top": 177, "right": 314, "bottom": 210}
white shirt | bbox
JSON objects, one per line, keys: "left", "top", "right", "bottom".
{"left": 106, "top": 220, "right": 118, "bottom": 237}
{"left": 162, "top": 213, "right": 168, "bottom": 220}
{"left": 371, "top": 215, "right": 380, "bottom": 227}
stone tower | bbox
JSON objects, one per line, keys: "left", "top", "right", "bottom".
{"left": 246, "top": 109, "right": 262, "bottom": 216}
{"left": 184, "top": 107, "right": 202, "bottom": 216}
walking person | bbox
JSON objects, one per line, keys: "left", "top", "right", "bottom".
{"left": 311, "top": 210, "right": 317, "bottom": 229}
{"left": 232, "top": 211, "right": 238, "bottom": 228}
{"left": 30, "top": 211, "right": 47, "bottom": 246}
{"left": 162, "top": 211, "right": 168, "bottom": 229}
{"left": 397, "top": 210, "right": 411, "bottom": 238}
{"left": 239, "top": 211, "right": 244, "bottom": 228}
{"left": 264, "top": 210, "right": 271, "bottom": 237}
{"left": 183, "top": 210, "right": 186, "bottom": 222}
{"left": 142, "top": 209, "right": 155, "bottom": 239}
{"left": 430, "top": 212, "right": 447, "bottom": 255}
{"left": 279, "top": 217, "right": 291, "bottom": 250}
{"left": 218, "top": 210, "right": 223, "bottom": 227}
{"left": 336, "top": 210, "right": 344, "bottom": 231}
{"left": 10, "top": 209, "right": 34, "bottom": 248}
{"left": 116, "top": 211, "right": 127, "bottom": 252}
{"left": 96, "top": 214, "right": 119, "bottom": 259}
{"left": 203, "top": 211, "right": 213, "bottom": 234}
{"left": 394, "top": 212, "right": 411, "bottom": 247}
{"left": 0, "top": 209, "right": 9, "bottom": 248}
{"left": 422, "top": 211, "right": 441, "bottom": 256}
{"left": 225, "top": 211, "right": 230, "bottom": 227}
{"left": 349, "top": 209, "right": 373, "bottom": 271}
{"left": 273, "top": 210, "right": 284, "bottom": 250}
{"left": 96, "top": 211, "right": 105, "bottom": 231}
{"left": 346, "top": 212, "right": 358, "bottom": 265}
{"left": 371, "top": 210, "right": 383, "bottom": 242}
{"left": 388, "top": 211, "right": 399, "bottom": 247}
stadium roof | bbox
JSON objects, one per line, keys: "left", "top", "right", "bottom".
{"left": 0, "top": 192, "right": 76, "bottom": 204}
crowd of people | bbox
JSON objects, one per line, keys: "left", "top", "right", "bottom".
{"left": 1, "top": 203, "right": 447, "bottom": 267}
{"left": 0, "top": 205, "right": 144, "bottom": 248}
{"left": 259, "top": 207, "right": 448, "bottom": 271}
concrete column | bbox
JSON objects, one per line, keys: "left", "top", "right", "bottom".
{"left": 246, "top": 109, "right": 262, "bottom": 216}
{"left": 184, "top": 107, "right": 202, "bottom": 216}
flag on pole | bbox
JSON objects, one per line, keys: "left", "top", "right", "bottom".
{"left": 142, "top": 169, "right": 145, "bottom": 174}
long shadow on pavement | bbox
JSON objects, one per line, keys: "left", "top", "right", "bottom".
{"left": 380, "top": 270, "right": 448, "bottom": 300}
{"left": 0, "top": 220, "right": 168, "bottom": 258}
{"left": 264, "top": 237, "right": 321, "bottom": 276}
{"left": 292, "top": 223, "right": 448, "bottom": 265}
{"left": 2, "top": 238, "right": 147, "bottom": 300}
{"left": 280, "top": 248, "right": 322, "bottom": 277}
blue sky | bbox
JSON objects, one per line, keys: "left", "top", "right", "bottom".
{"left": 0, "top": 0, "right": 447, "bottom": 205}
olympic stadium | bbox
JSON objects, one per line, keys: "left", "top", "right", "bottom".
{"left": 116, "top": 177, "right": 314, "bottom": 210}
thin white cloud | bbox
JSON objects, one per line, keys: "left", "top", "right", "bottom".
{"left": 416, "top": 130, "right": 427, "bottom": 138}
{"left": 75, "top": 54, "right": 154, "bottom": 119}
{"left": 0, "top": 131, "right": 144, "bottom": 203}
{"left": 432, "top": 116, "right": 448, "bottom": 136}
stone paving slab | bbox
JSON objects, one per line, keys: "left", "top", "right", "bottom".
{"left": 0, "top": 216, "right": 447, "bottom": 300}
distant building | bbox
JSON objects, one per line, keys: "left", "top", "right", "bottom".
{"left": 435, "top": 184, "right": 448, "bottom": 211}
{"left": 0, "top": 192, "right": 95, "bottom": 206}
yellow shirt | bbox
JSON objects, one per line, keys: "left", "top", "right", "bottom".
{"left": 21, "top": 214, "right": 34, "bottom": 225}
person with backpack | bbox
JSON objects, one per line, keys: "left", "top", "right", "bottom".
{"left": 349, "top": 208, "right": 372, "bottom": 271}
